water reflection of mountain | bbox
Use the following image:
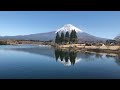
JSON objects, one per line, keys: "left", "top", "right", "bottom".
{"left": 10, "top": 47, "right": 81, "bottom": 65}
{"left": 7, "top": 46, "right": 120, "bottom": 66}
{"left": 8, "top": 46, "right": 102, "bottom": 66}
{"left": 9, "top": 46, "right": 55, "bottom": 58}
{"left": 9, "top": 46, "right": 82, "bottom": 66}
{"left": 105, "top": 54, "right": 120, "bottom": 66}
{"left": 114, "top": 56, "right": 120, "bottom": 65}
{"left": 54, "top": 49, "right": 104, "bottom": 66}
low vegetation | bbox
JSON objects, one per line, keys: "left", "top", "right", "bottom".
{"left": 0, "top": 41, "right": 8, "bottom": 45}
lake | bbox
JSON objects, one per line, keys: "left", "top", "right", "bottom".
{"left": 0, "top": 45, "right": 120, "bottom": 79}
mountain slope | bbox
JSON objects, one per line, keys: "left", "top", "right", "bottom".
{"left": 0, "top": 31, "right": 56, "bottom": 41}
{"left": 114, "top": 34, "right": 120, "bottom": 41}
{"left": 77, "top": 32, "right": 106, "bottom": 42}
{"left": 0, "top": 24, "right": 107, "bottom": 42}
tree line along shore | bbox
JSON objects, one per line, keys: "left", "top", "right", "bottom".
{"left": 0, "top": 30, "right": 120, "bottom": 54}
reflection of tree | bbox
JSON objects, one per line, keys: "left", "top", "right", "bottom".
{"left": 55, "top": 49, "right": 60, "bottom": 61}
{"left": 54, "top": 49, "right": 77, "bottom": 65}
{"left": 59, "top": 50, "right": 64, "bottom": 61}
{"left": 70, "top": 51, "right": 77, "bottom": 65}
{"left": 64, "top": 51, "right": 69, "bottom": 62}
{"left": 54, "top": 49, "right": 107, "bottom": 65}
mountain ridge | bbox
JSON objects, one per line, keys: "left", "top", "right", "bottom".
{"left": 0, "top": 24, "right": 107, "bottom": 42}
{"left": 114, "top": 34, "right": 120, "bottom": 40}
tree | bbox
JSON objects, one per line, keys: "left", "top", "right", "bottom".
{"left": 72, "top": 30, "right": 76, "bottom": 43}
{"left": 55, "top": 32, "right": 60, "bottom": 44}
{"left": 65, "top": 31, "right": 69, "bottom": 44}
{"left": 71, "top": 30, "right": 78, "bottom": 43}
{"left": 70, "top": 30, "right": 78, "bottom": 44}
{"left": 61, "top": 32, "right": 64, "bottom": 44}
{"left": 70, "top": 30, "right": 74, "bottom": 43}
{"left": 73, "top": 30, "right": 78, "bottom": 43}
{"left": 55, "top": 49, "right": 60, "bottom": 61}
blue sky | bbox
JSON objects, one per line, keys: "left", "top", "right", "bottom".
{"left": 0, "top": 11, "right": 120, "bottom": 39}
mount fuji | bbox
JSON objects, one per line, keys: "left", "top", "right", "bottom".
{"left": 0, "top": 24, "right": 107, "bottom": 42}
{"left": 55, "top": 24, "right": 83, "bottom": 34}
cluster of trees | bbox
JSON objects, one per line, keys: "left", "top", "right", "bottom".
{"left": 55, "top": 30, "right": 78, "bottom": 44}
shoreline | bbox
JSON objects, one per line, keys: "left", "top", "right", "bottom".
{"left": 1, "top": 43, "right": 120, "bottom": 55}
{"left": 0, "top": 44, "right": 120, "bottom": 57}
{"left": 54, "top": 44, "right": 120, "bottom": 54}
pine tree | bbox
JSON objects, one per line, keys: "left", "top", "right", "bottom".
{"left": 70, "top": 30, "right": 74, "bottom": 43}
{"left": 61, "top": 32, "right": 64, "bottom": 44}
{"left": 74, "top": 30, "right": 78, "bottom": 43}
{"left": 70, "top": 30, "right": 78, "bottom": 44}
{"left": 73, "top": 30, "right": 77, "bottom": 43}
{"left": 55, "top": 32, "right": 60, "bottom": 44}
{"left": 72, "top": 30, "right": 77, "bottom": 43}
{"left": 65, "top": 31, "right": 69, "bottom": 44}
{"left": 75, "top": 30, "right": 78, "bottom": 43}
{"left": 73, "top": 30, "right": 75, "bottom": 43}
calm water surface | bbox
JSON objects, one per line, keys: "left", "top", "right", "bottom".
{"left": 0, "top": 45, "right": 120, "bottom": 79}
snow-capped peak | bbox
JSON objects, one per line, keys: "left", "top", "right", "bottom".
{"left": 55, "top": 24, "right": 83, "bottom": 34}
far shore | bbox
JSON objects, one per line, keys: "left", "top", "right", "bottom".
{"left": 56, "top": 44, "right": 120, "bottom": 50}
{"left": 0, "top": 40, "right": 120, "bottom": 55}
{"left": 54, "top": 44, "right": 120, "bottom": 54}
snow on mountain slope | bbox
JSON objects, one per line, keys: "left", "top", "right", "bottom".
{"left": 55, "top": 24, "right": 83, "bottom": 34}
{"left": 114, "top": 34, "right": 120, "bottom": 40}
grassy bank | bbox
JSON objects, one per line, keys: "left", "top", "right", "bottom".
{"left": 54, "top": 44, "right": 120, "bottom": 54}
